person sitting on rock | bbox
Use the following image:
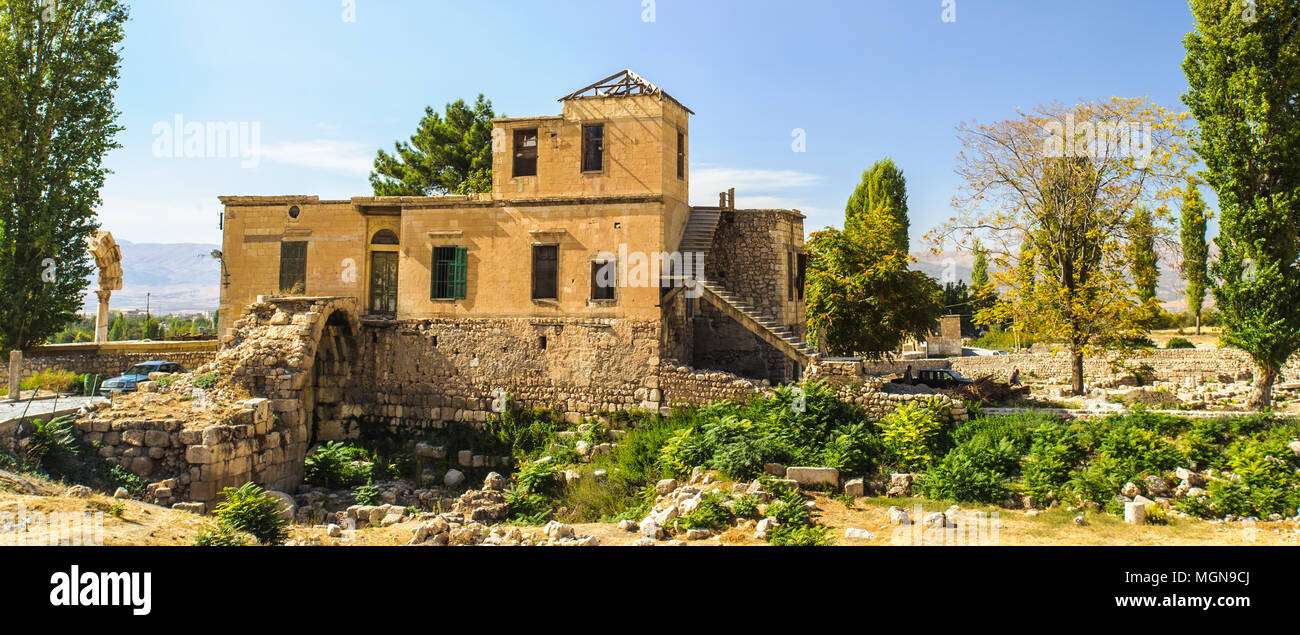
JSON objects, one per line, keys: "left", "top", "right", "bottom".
{"left": 1009, "top": 368, "right": 1021, "bottom": 386}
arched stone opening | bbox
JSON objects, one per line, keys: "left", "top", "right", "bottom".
{"left": 305, "top": 309, "right": 359, "bottom": 444}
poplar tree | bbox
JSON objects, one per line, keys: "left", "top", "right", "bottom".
{"left": 1184, "top": 0, "right": 1300, "bottom": 408}
{"left": 1179, "top": 179, "right": 1209, "bottom": 334}
{"left": 0, "top": 0, "right": 128, "bottom": 352}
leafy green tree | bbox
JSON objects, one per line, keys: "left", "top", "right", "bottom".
{"left": 0, "top": 0, "right": 128, "bottom": 352}
{"left": 845, "top": 159, "right": 910, "bottom": 252}
{"left": 934, "top": 99, "right": 1192, "bottom": 394}
{"left": 107, "top": 314, "right": 125, "bottom": 341}
{"left": 1184, "top": 0, "right": 1300, "bottom": 408}
{"left": 1179, "top": 178, "right": 1210, "bottom": 334}
{"left": 370, "top": 95, "right": 497, "bottom": 196}
{"left": 806, "top": 191, "right": 943, "bottom": 358}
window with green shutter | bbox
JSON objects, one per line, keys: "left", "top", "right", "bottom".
{"left": 432, "top": 246, "right": 467, "bottom": 300}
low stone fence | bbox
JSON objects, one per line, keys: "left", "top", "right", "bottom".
{"left": 808, "top": 360, "right": 968, "bottom": 423}
{"left": 949, "top": 349, "right": 1300, "bottom": 384}
{"left": 73, "top": 397, "right": 306, "bottom": 512}
{"left": 826, "top": 349, "right": 1300, "bottom": 385}
{"left": 1, "top": 341, "right": 218, "bottom": 385}
{"left": 658, "top": 361, "right": 769, "bottom": 408}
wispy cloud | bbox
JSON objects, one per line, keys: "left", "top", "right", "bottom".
{"left": 689, "top": 165, "right": 824, "bottom": 210}
{"left": 260, "top": 139, "right": 374, "bottom": 176}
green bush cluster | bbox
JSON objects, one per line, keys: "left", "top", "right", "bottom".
{"left": 304, "top": 442, "right": 377, "bottom": 488}
{"left": 208, "top": 482, "right": 290, "bottom": 546}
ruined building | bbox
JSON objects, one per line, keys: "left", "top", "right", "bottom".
{"left": 216, "top": 71, "right": 814, "bottom": 437}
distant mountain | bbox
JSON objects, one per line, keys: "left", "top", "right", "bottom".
{"left": 81, "top": 240, "right": 221, "bottom": 314}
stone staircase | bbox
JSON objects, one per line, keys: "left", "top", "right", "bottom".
{"left": 693, "top": 280, "right": 819, "bottom": 367}
{"left": 676, "top": 207, "right": 722, "bottom": 281}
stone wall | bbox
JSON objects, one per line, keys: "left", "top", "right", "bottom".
{"left": 836, "top": 349, "right": 1300, "bottom": 385}
{"left": 72, "top": 397, "right": 301, "bottom": 511}
{"left": 808, "top": 359, "right": 969, "bottom": 423}
{"left": 692, "top": 301, "right": 793, "bottom": 384}
{"left": 947, "top": 349, "right": 1300, "bottom": 384}
{"left": 704, "top": 209, "right": 805, "bottom": 337}
{"left": 0, "top": 341, "right": 217, "bottom": 386}
{"left": 333, "top": 317, "right": 664, "bottom": 434}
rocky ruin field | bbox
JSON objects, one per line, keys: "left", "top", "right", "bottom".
{"left": 4, "top": 378, "right": 1300, "bottom": 548}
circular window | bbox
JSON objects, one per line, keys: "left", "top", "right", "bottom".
{"left": 288, "top": 205, "right": 301, "bottom": 219}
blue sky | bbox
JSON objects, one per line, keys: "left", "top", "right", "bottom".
{"left": 101, "top": 0, "right": 1201, "bottom": 249}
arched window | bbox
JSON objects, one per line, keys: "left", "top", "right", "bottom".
{"left": 371, "top": 229, "right": 399, "bottom": 245}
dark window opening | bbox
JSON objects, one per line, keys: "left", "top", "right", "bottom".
{"left": 787, "top": 252, "right": 795, "bottom": 302}
{"left": 513, "top": 128, "right": 538, "bottom": 177}
{"left": 676, "top": 131, "right": 685, "bottom": 179}
{"left": 532, "top": 245, "right": 559, "bottom": 300}
{"left": 591, "top": 260, "right": 616, "bottom": 301}
{"left": 432, "top": 336, "right": 438, "bottom": 347}
{"left": 431, "top": 246, "right": 468, "bottom": 300}
{"left": 582, "top": 124, "right": 604, "bottom": 172}
{"left": 288, "top": 205, "right": 300, "bottom": 219}
{"left": 790, "top": 251, "right": 800, "bottom": 301}
{"left": 279, "top": 241, "right": 307, "bottom": 294}
{"left": 539, "top": 335, "right": 547, "bottom": 350}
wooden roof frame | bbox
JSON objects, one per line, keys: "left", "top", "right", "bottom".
{"left": 559, "top": 69, "right": 694, "bottom": 114}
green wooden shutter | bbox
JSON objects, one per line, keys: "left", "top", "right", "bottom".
{"left": 453, "top": 247, "right": 468, "bottom": 299}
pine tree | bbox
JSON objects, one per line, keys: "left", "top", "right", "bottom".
{"left": 1179, "top": 179, "right": 1210, "bottom": 334}
{"left": 369, "top": 95, "right": 497, "bottom": 196}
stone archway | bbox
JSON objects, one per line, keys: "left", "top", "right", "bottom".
{"left": 306, "top": 310, "right": 359, "bottom": 443}
{"left": 213, "top": 296, "right": 361, "bottom": 486}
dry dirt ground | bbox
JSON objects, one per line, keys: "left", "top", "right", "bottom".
{"left": 6, "top": 472, "right": 1293, "bottom": 547}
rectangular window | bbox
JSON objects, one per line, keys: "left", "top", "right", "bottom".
{"left": 790, "top": 252, "right": 800, "bottom": 300}
{"left": 431, "top": 246, "right": 468, "bottom": 300}
{"left": 787, "top": 252, "right": 795, "bottom": 302}
{"left": 279, "top": 241, "right": 307, "bottom": 294}
{"left": 677, "top": 131, "right": 685, "bottom": 179}
{"left": 513, "top": 128, "right": 538, "bottom": 177}
{"left": 582, "top": 124, "right": 604, "bottom": 173}
{"left": 532, "top": 245, "right": 559, "bottom": 300}
{"left": 591, "top": 260, "right": 616, "bottom": 301}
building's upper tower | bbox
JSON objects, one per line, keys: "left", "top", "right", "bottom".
{"left": 491, "top": 70, "right": 691, "bottom": 205}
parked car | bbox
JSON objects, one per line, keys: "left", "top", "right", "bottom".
{"left": 99, "top": 361, "right": 185, "bottom": 395}
{"left": 892, "top": 368, "right": 974, "bottom": 390}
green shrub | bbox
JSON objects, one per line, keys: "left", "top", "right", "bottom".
{"left": 819, "top": 422, "right": 882, "bottom": 477}
{"left": 352, "top": 481, "right": 379, "bottom": 506}
{"left": 504, "top": 487, "right": 552, "bottom": 525}
{"left": 731, "top": 495, "right": 759, "bottom": 519}
{"left": 191, "top": 372, "right": 219, "bottom": 390}
{"left": 304, "top": 442, "right": 374, "bottom": 488}
{"left": 921, "top": 437, "right": 1019, "bottom": 503}
{"left": 21, "top": 370, "right": 83, "bottom": 393}
{"left": 768, "top": 524, "right": 835, "bottom": 546}
{"left": 1165, "top": 337, "right": 1196, "bottom": 350}
{"left": 1021, "top": 425, "right": 1082, "bottom": 504}
{"left": 657, "top": 427, "right": 705, "bottom": 479}
{"left": 515, "top": 459, "right": 560, "bottom": 496}
{"left": 877, "top": 403, "right": 945, "bottom": 472}
{"left": 16, "top": 415, "right": 78, "bottom": 471}
{"left": 674, "top": 491, "right": 734, "bottom": 531}
{"left": 212, "top": 483, "right": 290, "bottom": 546}
{"left": 193, "top": 524, "right": 252, "bottom": 546}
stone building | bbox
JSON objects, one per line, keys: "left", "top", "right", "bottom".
{"left": 216, "top": 71, "right": 814, "bottom": 433}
